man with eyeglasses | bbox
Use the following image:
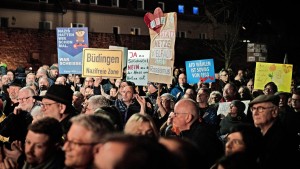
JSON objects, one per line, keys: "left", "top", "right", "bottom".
{"left": 63, "top": 114, "right": 115, "bottom": 169}
{"left": 172, "top": 98, "right": 223, "bottom": 168}
{"left": 0, "top": 86, "right": 35, "bottom": 143}
{"left": 33, "top": 84, "right": 78, "bottom": 135}
{"left": 249, "top": 94, "right": 297, "bottom": 169}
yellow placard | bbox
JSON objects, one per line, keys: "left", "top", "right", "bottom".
{"left": 254, "top": 62, "right": 293, "bottom": 92}
{"left": 82, "top": 48, "right": 123, "bottom": 78}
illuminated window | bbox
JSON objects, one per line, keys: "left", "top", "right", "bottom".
{"left": 193, "top": 7, "right": 199, "bottom": 15}
{"left": 178, "top": 5, "right": 184, "bottom": 14}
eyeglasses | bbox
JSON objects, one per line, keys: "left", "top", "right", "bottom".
{"left": 64, "top": 137, "right": 99, "bottom": 149}
{"left": 17, "top": 96, "right": 32, "bottom": 102}
{"left": 225, "top": 138, "right": 244, "bottom": 146}
{"left": 173, "top": 112, "right": 189, "bottom": 117}
{"left": 40, "top": 102, "right": 59, "bottom": 108}
{"left": 250, "top": 106, "right": 274, "bottom": 113}
{"left": 221, "top": 74, "right": 228, "bottom": 76}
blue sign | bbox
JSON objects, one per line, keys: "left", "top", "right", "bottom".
{"left": 185, "top": 59, "right": 215, "bottom": 84}
{"left": 56, "top": 27, "right": 89, "bottom": 74}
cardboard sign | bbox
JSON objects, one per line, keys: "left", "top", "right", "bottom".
{"left": 126, "top": 50, "right": 150, "bottom": 86}
{"left": 185, "top": 59, "right": 215, "bottom": 84}
{"left": 145, "top": 7, "right": 177, "bottom": 84}
{"left": 56, "top": 27, "right": 89, "bottom": 74}
{"left": 254, "top": 62, "right": 293, "bottom": 92}
{"left": 82, "top": 48, "right": 122, "bottom": 78}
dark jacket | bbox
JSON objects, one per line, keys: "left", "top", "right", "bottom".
{"left": 114, "top": 99, "right": 141, "bottom": 126}
{"left": 258, "top": 119, "right": 296, "bottom": 169}
{"left": 180, "top": 122, "right": 224, "bottom": 168}
{"left": 0, "top": 110, "right": 33, "bottom": 143}
{"left": 22, "top": 148, "right": 65, "bottom": 169}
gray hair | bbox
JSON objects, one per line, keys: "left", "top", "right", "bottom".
{"left": 88, "top": 95, "right": 110, "bottom": 110}
{"left": 70, "top": 114, "right": 115, "bottom": 142}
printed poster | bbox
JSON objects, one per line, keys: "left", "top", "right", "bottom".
{"left": 185, "top": 59, "right": 215, "bottom": 84}
{"left": 56, "top": 27, "right": 88, "bottom": 74}
{"left": 126, "top": 50, "right": 150, "bottom": 86}
{"left": 254, "top": 62, "right": 293, "bottom": 92}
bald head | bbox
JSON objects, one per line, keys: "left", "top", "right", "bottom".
{"left": 175, "top": 98, "right": 199, "bottom": 122}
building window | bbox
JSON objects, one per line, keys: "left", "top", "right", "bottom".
{"left": 193, "top": 7, "right": 199, "bottom": 15}
{"left": 113, "top": 26, "right": 120, "bottom": 34}
{"left": 199, "top": 33, "right": 207, "bottom": 39}
{"left": 131, "top": 28, "right": 140, "bottom": 35}
{"left": 71, "top": 23, "right": 85, "bottom": 27}
{"left": 178, "top": 5, "right": 184, "bottom": 14}
{"left": 0, "top": 17, "right": 9, "bottom": 28}
{"left": 39, "top": 0, "right": 48, "bottom": 3}
{"left": 177, "top": 31, "right": 186, "bottom": 38}
{"left": 137, "top": 0, "right": 144, "bottom": 10}
{"left": 39, "top": 21, "right": 52, "bottom": 30}
{"left": 158, "top": 2, "right": 165, "bottom": 11}
{"left": 112, "top": 0, "right": 119, "bottom": 7}
{"left": 90, "top": 0, "right": 97, "bottom": 5}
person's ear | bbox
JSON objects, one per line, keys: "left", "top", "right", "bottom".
{"left": 186, "top": 113, "right": 193, "bottom": 123}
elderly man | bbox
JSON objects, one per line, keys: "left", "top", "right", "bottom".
{"left": 172, "top": 98, "right": 223, "bottom": 168}
{"left": 83, "top": 95, "right": 110, "bottom": 115}
{"left": 170, "top": 73, "right": 190, "bottom": 100}
{"left": 2, "top": 79, "right": 23, "bottom": 116}
{"left": 63, "top": 114, "right": 115, "bottom": 169}
{"left": 249, "top": 94, "right": 297, "bottom": 169}
{"left": 33, "top": 84, "right": 77, "bottom": 135}
{"left": 0, "top": 86, "right": 35, "bottom": 143}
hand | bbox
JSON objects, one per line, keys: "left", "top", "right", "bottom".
{"left": 156, "top": 97, "right": 163, "bottom": 107}
{"left": 0, "top": 157, "right": 18, "bottom": 169}
{"left": 13, "top": 107, "right": 21, "bottom": 115}
{"left": 136, "top": 95, "right": 146, "bottom": 106}
{"left": 3, "top": 141, "right": 22, "bottom": 163}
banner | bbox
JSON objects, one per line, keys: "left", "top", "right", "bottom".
{"left": 56, "top": 27, "right": 88, "bottom": 74}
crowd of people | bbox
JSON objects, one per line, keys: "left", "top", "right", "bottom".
{"left": 0, "top": 63, "right": 299, "bottom": 169}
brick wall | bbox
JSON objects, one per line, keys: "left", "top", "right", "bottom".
{"left": 0, "top": 28, "right": 249, "bottom": 73}
{"left": 0, "top": 28, "right": 151, "bottom": 71}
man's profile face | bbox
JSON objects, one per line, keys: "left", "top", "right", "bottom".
{"left": 25, "top": 131, "right": 51, "bottom": 166}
